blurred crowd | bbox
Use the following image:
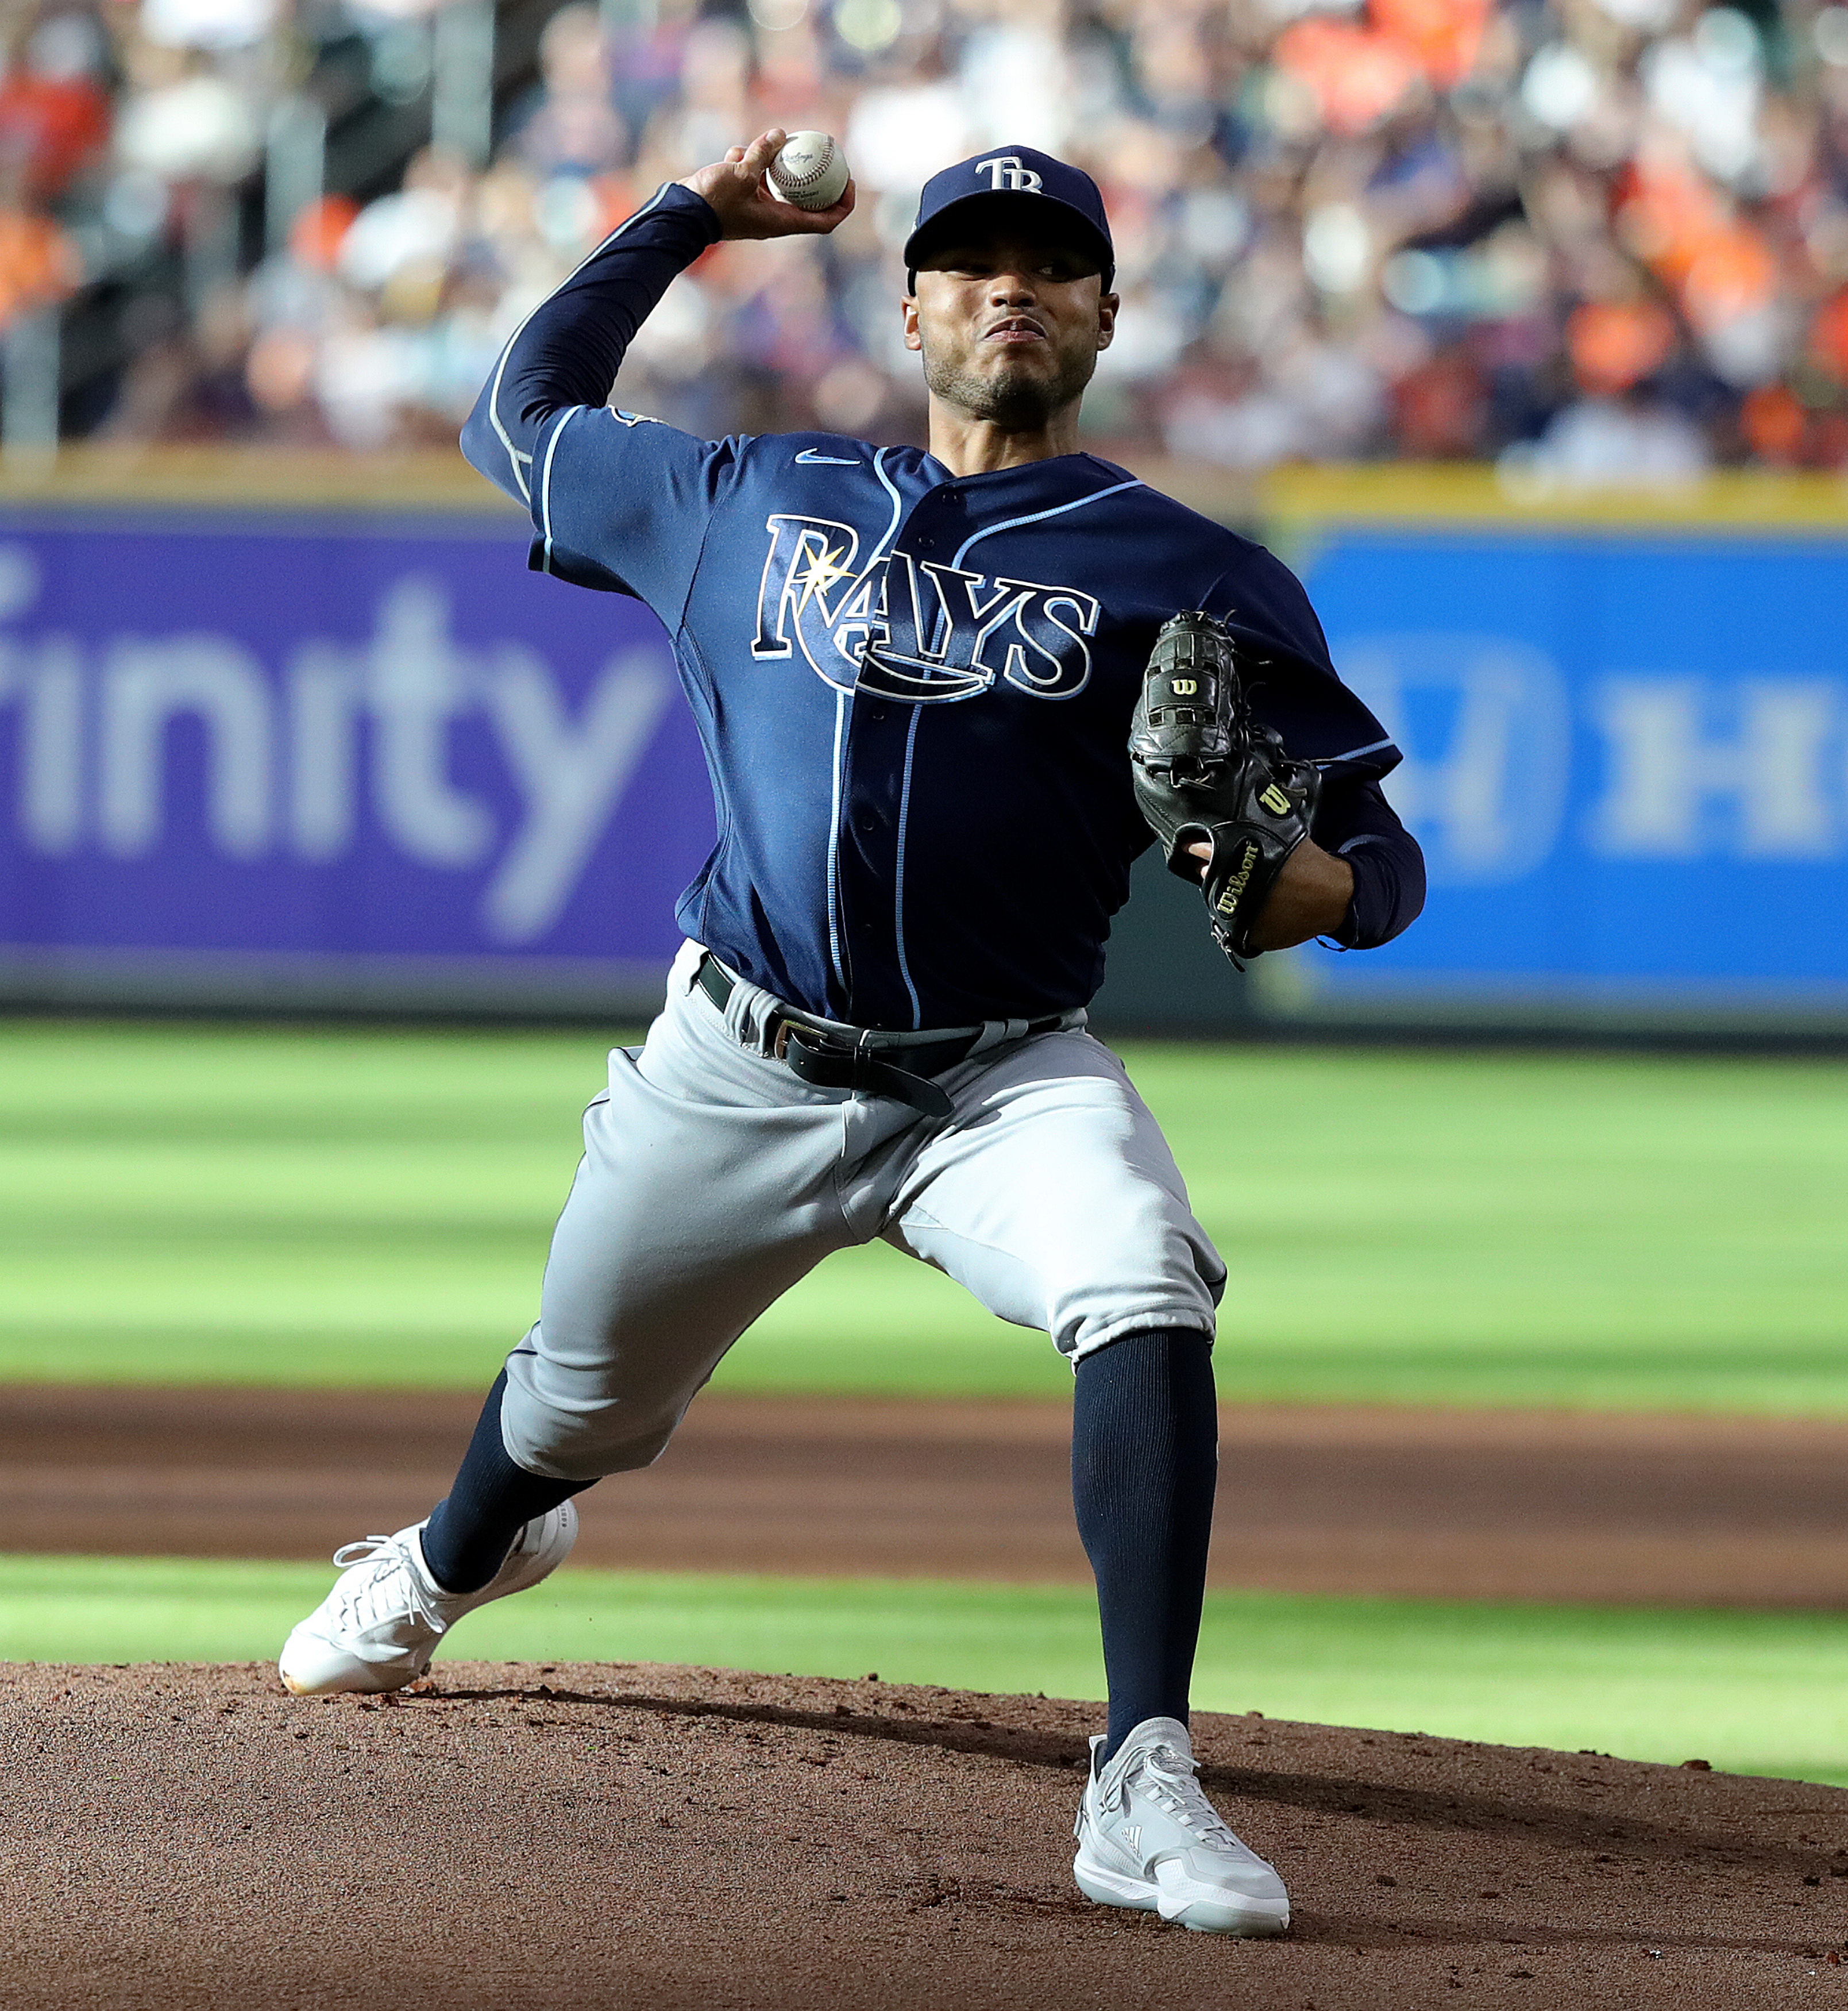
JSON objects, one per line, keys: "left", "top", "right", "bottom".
{"left": 5, "top": 0, "right": 1848, "bottom": 475}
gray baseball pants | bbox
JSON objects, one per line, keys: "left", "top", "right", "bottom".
{"left": 500, "top": 941, "right": 1226, "bottom": 1481}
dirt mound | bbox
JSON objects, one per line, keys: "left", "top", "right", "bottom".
{"left": 2, "top": 1662, "right": 1843, "bottom": 2009}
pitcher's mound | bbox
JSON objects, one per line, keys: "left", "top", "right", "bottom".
{"left": 2, "top": 1661, "right": 1841, "bottom": 2009}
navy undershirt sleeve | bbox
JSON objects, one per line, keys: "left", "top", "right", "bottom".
{"left": 1311, "top": 776, "right": 1425, "bottom": 949}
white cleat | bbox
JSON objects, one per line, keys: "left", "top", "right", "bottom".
{"left": 278, "top": 1503, "right": 578, "bottom": 1697}
{"left": 1073, "top": 1715, "right": 1291, "bottom": 1936}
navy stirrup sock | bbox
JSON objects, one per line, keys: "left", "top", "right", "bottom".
{"left": 1071, "top": 1327, "right": 1218, "bottom": 1764}
{"left": 420, "top": 1370, "right": 594, "bottom": 1594}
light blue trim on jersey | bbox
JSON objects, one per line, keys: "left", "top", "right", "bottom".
{"left": 948, "top": 477, "right": 1144, "bottom": 570}
{"left": 893, "top": 704, "right": 924, "bottom": 1028}
{"left": 538, "top": 407, "right": 580, "bottom": 572}
{"left": 824, "top": 689, "right": 847, "bottom": 986}
{"left": 870, "top": 448, "right": 904, "bottom": 550}
{"left": 871, "top": 446, "right": 929, "bottom": 1023}
{"left": 1318, "top": 735, "right": 1396, "bottom": 768}
{"left": 823, "top": 448, "right": 908, "bottom": 999}
{"left": 487, "top": 183, "right": 673, "bottom": 502}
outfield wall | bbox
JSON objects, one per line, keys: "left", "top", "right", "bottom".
{"left": 0, "top": 451, "right": 1842, "bottom": 1032}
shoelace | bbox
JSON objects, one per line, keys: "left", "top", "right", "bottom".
{"left": 1102, "top": 1741, "right": 1240, "bottom": 1850}
{"left": 327, "top": 1533, "right": 447, "bottom": 1635}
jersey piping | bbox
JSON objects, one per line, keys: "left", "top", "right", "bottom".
{"left": 949, "top": 477, "right": 1145, "bottom": 569}
{"left": 824, "top": 689, "right": 848, "bottom": 986}
{"left": 834, "top": 446, "right": 910, "bottom": 999}
{"left": 893, "top": 704, "right": 925, "bottom": 1027}
{"left": 1320, "top": 735, "right": 1397, "bottom": 767}
{"left": 538, "top": 407, "right": 579, "bottom": 572}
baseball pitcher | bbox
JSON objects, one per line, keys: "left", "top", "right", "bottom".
{"left": 279, "top": 132, "right": 1425, "bottom": 1936}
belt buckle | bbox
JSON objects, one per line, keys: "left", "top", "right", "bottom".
{"left": 774, "top": 1019, "right": 847, "bottom": 1064}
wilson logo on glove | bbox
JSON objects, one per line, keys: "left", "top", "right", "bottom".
{"left": 1215, "top": 843, "right": 1259, "bottom": 915}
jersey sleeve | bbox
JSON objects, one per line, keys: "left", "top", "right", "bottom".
{"left": 1312, "top": 775, "right": 1426, "bottom": 949}
{"left": 1199, "top": 543, "right": 1401, "bottom": 781}
{"left": 459, "top": 180, "right": 736, "bottom": 630}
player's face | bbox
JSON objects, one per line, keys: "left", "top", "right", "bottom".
{"left": 904, "top": 230, "right": 1117, "bottom": 429}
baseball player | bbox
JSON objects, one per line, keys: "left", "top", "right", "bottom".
{"left": 279, "top": 133, "right": 1424, "bottom": 1937}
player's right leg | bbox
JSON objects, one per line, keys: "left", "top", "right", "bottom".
{"left": 280, "top": 947, "right": 890, "bottom": 1697}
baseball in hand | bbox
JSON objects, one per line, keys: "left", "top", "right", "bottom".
{"left": 768, "top": 132, "right": 848, "bottom": 211}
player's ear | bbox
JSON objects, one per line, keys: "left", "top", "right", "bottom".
{"left": 901, "top": 291, "right": 922, "bottom": 353}
{"left": 1095, "top": 290, "right": 1118, "bottom": 352}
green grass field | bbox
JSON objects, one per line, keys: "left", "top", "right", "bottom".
{"left": 3, "top": 1555, "right": 1843, "bottom": 1785}
{"left": 1, "top": 1019, "right": 1844, "bottom": 1410}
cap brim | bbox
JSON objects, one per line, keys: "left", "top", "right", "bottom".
{"left": 903, "top": 191, "right": 1113, "bottom": 282}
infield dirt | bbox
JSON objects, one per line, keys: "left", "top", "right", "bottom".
{"left": 4, "top": 1659, "right": 1847, "bottom": 2010}
{"left": 6, "top": 1386, "right": 1848, "bottom": 1604}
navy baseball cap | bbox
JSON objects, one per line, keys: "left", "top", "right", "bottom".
{"left": 904, "top": 146, "right": 1114, "bottom": 288}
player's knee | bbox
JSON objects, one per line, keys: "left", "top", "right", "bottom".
{"left": 1065, "top": 1314, "right": 1216, "bottom": 1371}
{"left": 499, "top": 1386, "right": 680, "bottom": 1482}
{"left": 1054, "top": 1272, "right": 1221, "bottom": 1364}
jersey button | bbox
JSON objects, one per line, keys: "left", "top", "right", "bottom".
{"left": 867, "top": 704, "right": 888, "bottom": 721}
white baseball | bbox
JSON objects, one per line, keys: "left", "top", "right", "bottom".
{"left": 768, "top": 131, "right": 848, "bottom": 212}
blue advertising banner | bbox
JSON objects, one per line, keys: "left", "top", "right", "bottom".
{"left": 1296, "top": 525, "right": 1848, "bottom": 1015}
{"left": 0, "top": 508, "right": 712, "bottom": 1008}
{"left": 3, "top": 497, "right": 1842, "bottom": 1020}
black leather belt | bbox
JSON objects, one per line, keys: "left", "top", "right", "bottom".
{"left": 695, "top": 955, "right": 1062, "bottom": 1120}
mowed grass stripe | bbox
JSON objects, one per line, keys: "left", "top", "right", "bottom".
{"left": 1, "top": 1022, "right": 1846, "bottom": 1409}
{"left": 2, "top": 1555, "right": 1844, "bottom": 1787}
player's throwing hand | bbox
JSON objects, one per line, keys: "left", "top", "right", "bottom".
{"left": 680, "top": 128, "right": 855, "bottom": 241}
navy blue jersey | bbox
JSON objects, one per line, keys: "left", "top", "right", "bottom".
{"left": 464, "top": 183, "right": 1423, "bottom": 1028}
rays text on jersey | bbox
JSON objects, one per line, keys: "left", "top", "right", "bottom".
{"left": 750, "top": 512, "right": 1101, "bottom": 703}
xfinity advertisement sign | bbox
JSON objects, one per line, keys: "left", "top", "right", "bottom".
{"left": 0, "top": 512, "right": 715, "bottom": 1007}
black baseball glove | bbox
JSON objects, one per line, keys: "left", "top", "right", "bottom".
{"left": 1128, "top": 610, "right": 1322, "bottom": 967}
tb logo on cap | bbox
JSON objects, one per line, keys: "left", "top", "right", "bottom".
{"left": 975, "top": 155, "right": 1043, "bottom": 193}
